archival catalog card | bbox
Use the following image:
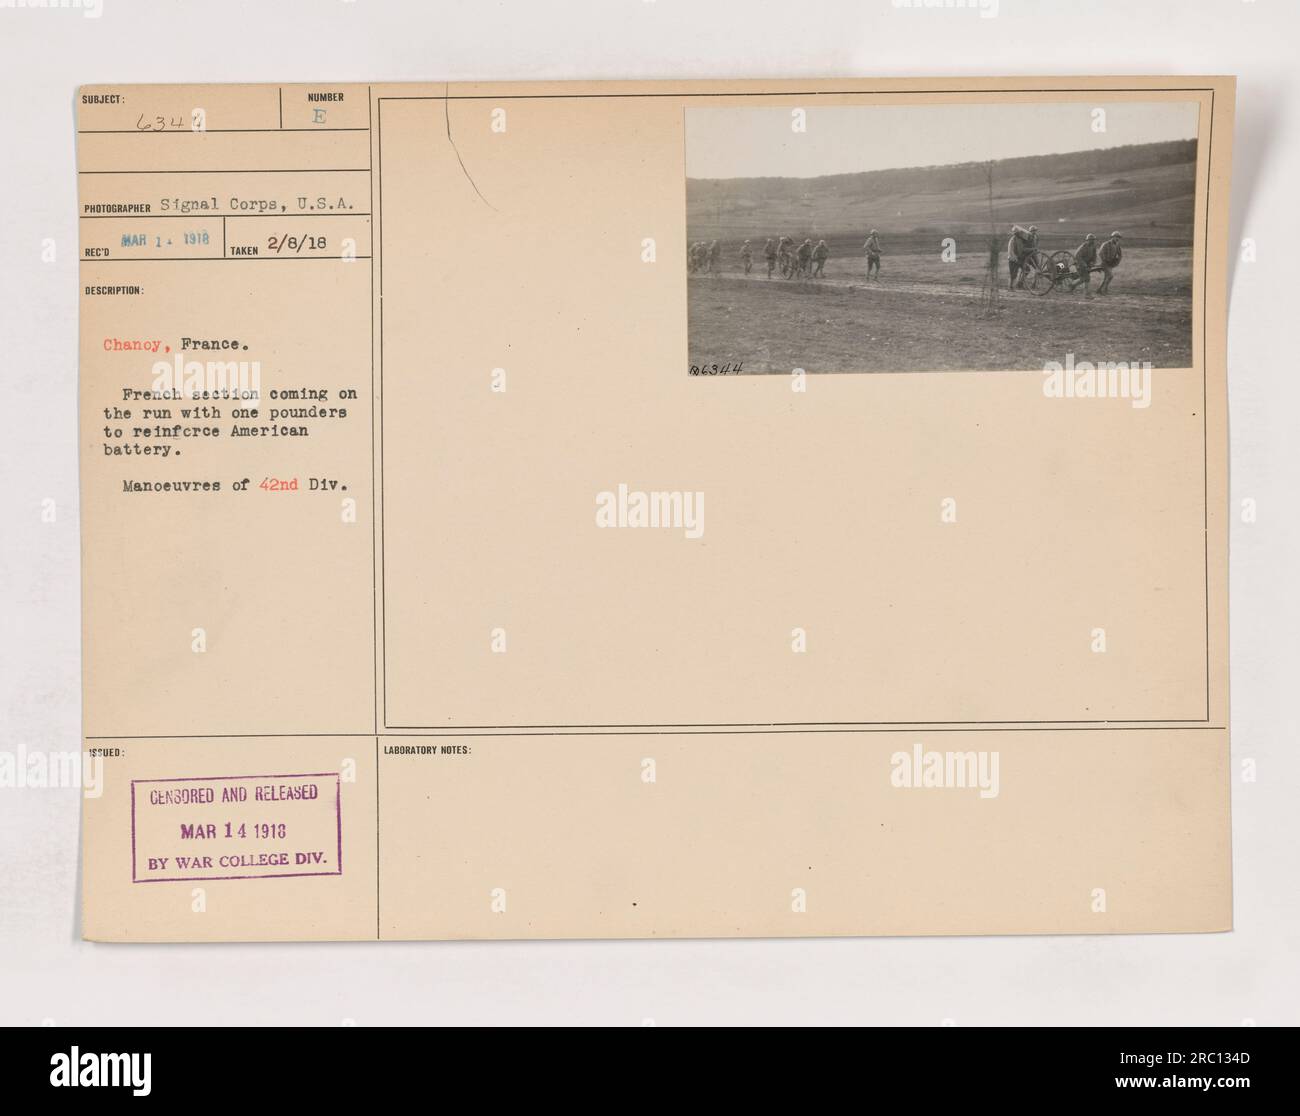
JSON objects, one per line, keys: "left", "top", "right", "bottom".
{"left": 77, "top": 77, "right": 1234, "bottom": 941}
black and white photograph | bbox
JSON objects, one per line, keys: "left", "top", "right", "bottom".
{"left": 686, "top": 100, "right": 1201, "bottom": 374}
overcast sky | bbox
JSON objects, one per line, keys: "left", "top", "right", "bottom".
{"left": 685, "top": 100, "right": 1200, "bottom": 179}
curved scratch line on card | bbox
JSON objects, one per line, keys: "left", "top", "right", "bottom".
{"left": 444, "top": 85, "right": 496, "bottom": 212}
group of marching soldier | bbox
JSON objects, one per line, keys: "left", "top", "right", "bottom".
{"left": 688, "top": 232, "right": 884, "bottom": 280}
{"left": 690, "top": 225, "right": 1124, "bottom": 293}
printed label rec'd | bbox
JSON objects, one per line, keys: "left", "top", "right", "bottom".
{"left": 130, "top": 773, "right": 342, "bottom": 883}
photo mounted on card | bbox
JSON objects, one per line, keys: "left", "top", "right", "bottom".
{"left": 76, "top": 78, "right": 1232, "bottom": 942}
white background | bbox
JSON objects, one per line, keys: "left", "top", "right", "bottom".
{"left": 1, "top": 0, "right": 1296, "bottom": 1026}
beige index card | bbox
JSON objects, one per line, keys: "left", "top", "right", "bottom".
{"left": 77, "top": 77, "right": 1233, "bottom": 941}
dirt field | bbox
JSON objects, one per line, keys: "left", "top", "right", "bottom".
{"left": 686, "top": 247, "right": 1193, "bottom": 373}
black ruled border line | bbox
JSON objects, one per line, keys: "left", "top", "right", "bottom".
{"left": 87, "top": 724, "right": 1227, "bottom": 741}
{"left": 369, "top": 88, "right": 382, "bottom": 940}
{"left": 372, "top": 85, "right": 1219, "bottom": 733}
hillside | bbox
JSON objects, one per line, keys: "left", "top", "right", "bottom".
{"left": 686, "top": 139, "right": 1197, "bottom": 247}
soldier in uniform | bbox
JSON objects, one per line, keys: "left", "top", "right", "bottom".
{"left": 763, "top": 237, "right": 778, "bottom": 278}
{"left": 708, "top": 239, "right": 722, "bottom": 275}
{"left": 777, "top": 234, "right": 795, "bottom": 275}
{"left": 797, "top": 238, "right": 813, "bottom": 277}
{"left": 863, "top": 229, "right": 882, "bottom": 280}
{"left": 1097, "top": 232, "right": 1123, "bottom": 294}
{"left": 740, "top": 239, "right": 753, "bottom": 274}
{"left": 812, "top": 239, "right": 829, "bottom": 278}
{"left": 1070, "top": 233, "right": 1099, "bottom": 295}
{"left": 1007, "top": 224, "right": 1039, "bottom": 290}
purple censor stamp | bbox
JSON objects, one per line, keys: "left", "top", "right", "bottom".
{"left": 130, "top": 773, "right": 343, "bottom": 883}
